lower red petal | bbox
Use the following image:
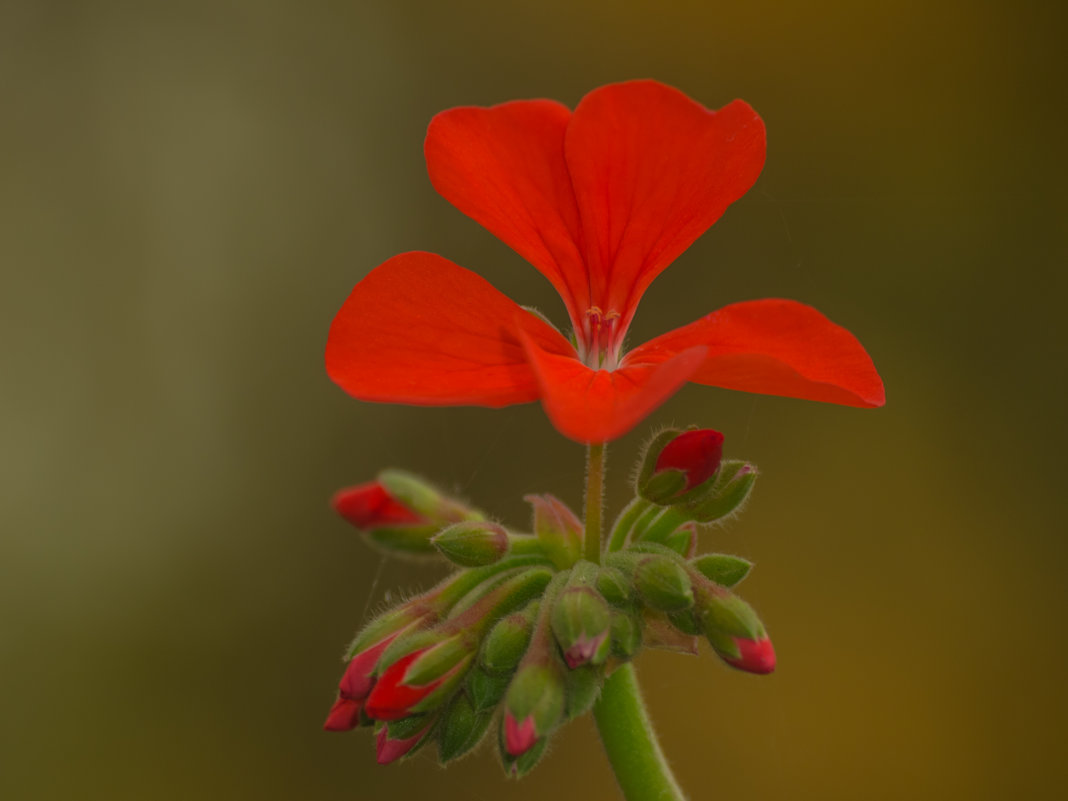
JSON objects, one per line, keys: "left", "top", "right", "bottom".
{"left": 517, "top": 316, "right": 706, "bottom": 443}
{"left": 326, "top": 252, "right": 572, "bottom": 408}
{"left": 626, "top": 299, "right": 885, "bottom": 408}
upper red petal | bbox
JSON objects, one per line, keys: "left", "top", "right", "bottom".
{"left": 517, "top": 316, "right": 707, "bottom": 443}
{"left": 626, "top": 299, "right": 885, "bottom": 408}
{"left": 425, "top": 100, "right": 589, "bottom": 325}
{"left": 565, "top": 80, "right": 766, "bottom": 327}
{"left": 326, "top": 252, "right": 572, "bottom": 408}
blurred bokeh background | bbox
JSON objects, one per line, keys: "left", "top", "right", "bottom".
{"left": 3, "top": 1, "right": 1066, "bottom": 799}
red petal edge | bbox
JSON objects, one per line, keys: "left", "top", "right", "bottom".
{"left": 627, "top": 299, "right": 885, "bottom": 408}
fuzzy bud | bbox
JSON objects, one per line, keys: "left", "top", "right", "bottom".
{"left": 634, "top": 554, "right": 694, "bottom": 612}
{"left": 438, "top": 692, "right": 493, "bottom": 763}
{"left": 501, "top": 664, "right": 566, "bottom": 757}
{"left": 481, "top": 602, "right": 539, "bottom": 674}
{"left": 432, "top": 521, "right": 510, "bottom": 567}
{"left": 332, "top": 480, "right": 439, "bottom": 555}
{"left": 690, "top": 553, "right": 753, "bottom": 588}
{"left": 698, "top": 588, "right": 776, "bottom": 674}
{"left": 375, "top": 716, "right": 435, "bottom": 764}
{"left": 686, "top": 461, "right": 758, "bottom": 523}
{"left": 638, "top": 428, "right": 724, "bottom": 504}
{"left": 551, "top": 586, "right": 612, "bottom": 669}
{"left": 525, "top": 494, "right": 583, "bottom": 569}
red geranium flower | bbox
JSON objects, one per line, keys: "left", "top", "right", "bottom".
{"left": 326, "top": 80, "right": 884, "bottom": 443}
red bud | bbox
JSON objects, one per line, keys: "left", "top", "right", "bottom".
{"left": 723, "top": 635, "right": 776, "bottom": 674}
{"left": 376, "top": 721, "right": 434, "bottom": 764}
{"left": 332, "top": 481, "right": 425, "bottom": 528}
{"left": 322, "top": 697, "right": 363, "bottom": 732}
{"left": 654, "top": 429, "right": 724, "bottom": 491}
{"left": 503, "top": 712, "right": 538, "bottom": 757}
{"left": 364, "top": 650, "right": 444, "bottom": 721}
{"left": 338, "top": 631, "right": 405, "bottom": 701}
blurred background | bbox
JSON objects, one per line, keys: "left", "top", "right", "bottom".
{"left": 3, "top": 1, "right": 1066, "bottom": 799}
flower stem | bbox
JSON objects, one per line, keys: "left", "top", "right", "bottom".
{"left": 593, "top": 663, "right": 687, "bottom": 801}
{"left": 584, "top": 443, "right": 606, "bottom": 564}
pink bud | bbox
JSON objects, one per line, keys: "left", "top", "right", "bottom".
{"left": 724, "top": 635, "right": 776, "bottom": 674}
{"left": 332, "top": 481, "right": 424, "bottom": 529}
{"left": 562, "top": 631, "right": 608, "bottom": 669}
{"left": 376, "top": 721, "right": 433, "bottom": 764}
{"left": 654, "top": 429, "right": 724, "bottom": 491}
{"left": 503, "top": 713, "right": 538, "bottom": 757}
{"left": 322, "top": 697, "right": 362, "bottom": 732}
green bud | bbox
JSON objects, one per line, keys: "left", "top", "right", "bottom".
{"left": 634, "top": 554, "right": 694, "bottom": 611}
{"left": 698, "top": 588, "right": 766, "bottom": 643}
{"left": 502, "top": 663, "right": 566, "bottom": 754}
{"left": 432, "top": 521, "right": 510, "bottom": 567}
{"left": 481, "top": 602, "right": 539, "bottom": 674}
{"left": 551, "top": 586, "right": 612, "bottom": 668}
{"left": 466, "top": 666, "right": 512, "bottom": 711}
{"left": 690, "top": 553, "right": 753, "bottom": 588}
{"left": 438, "top": 692, "right": 493, "bottom": 763}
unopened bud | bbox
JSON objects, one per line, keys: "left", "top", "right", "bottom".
{"left": 525, "top": 494, "right": 583, "bottom": 569}
{"left": 438, "top": 692, "right": 493, "bottom": 763}
{"left": 375, "top": 716, "right": 435, "bottom": 764}
{"left": 638, "top": 428, "right": 724, "bottom": 504}
{"left": 432, "top": 521, "right": 510, "bottom": 567}
{"left": 687, "top": 461, "right": 758, "bottom": 523}
{"left": 364, "top": 633, "right": 473, "bottom": 720}
{"left": 481, "top": 601, "right": 539, "bottom": 674}
{"left": 332, "top": 480, "right": 439, "bottom": 555}
{"left": 501, "top": 663, "right": 565, "bottom": 757}
{"left": 698, "top": 588, "right": 775, "bottom": 674}
{"left": 595, "top": 567, "right": 632, "bottom": 607}
{"left": 634, "top": 554, "right": 694, "bottom": 612}
{"left": 551, "top": 586, "right": 611, "bottom": 669}
{"left": 690, "top": 553, "right": 753, "bottom": 588}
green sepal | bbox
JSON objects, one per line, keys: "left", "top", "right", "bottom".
{"left": 662, "top": 523, "right": 697, "bottom": 558}
{"left": 407, "top": 654, "right": 474, "bottom": 715}
{"left": 699, "top": 590, "right": 766, "bottom": 642}
{"left": 378, "top": 469, "right": 483, "bottom": 524}
{"left": 504, "top": 663, "right": 565, "bottom": 735}
{"left": 635, "top": 429, "right": 683, "bottom": 501}
{"left": 610, "top": 610, "right": 642, "bottom": 658}
{"left": 690, "top": 553, "right": 753, "bottom": 588}
{"left": 684, "top": 460, "right": 758, "bottom": 523}
{"left": 438, "top": 692, "right": 493, "bottom": 763}
{"left": 526, "top": 494, "right": 583, "bottom": 569}
{"left": 667, "top": 608, "right": 700, "bottom": 636}
{"left": 385, "top": 713, "right": 433, "bottom": 740}
{"left": 503, "top": 734, "right": 550, "bottom": 778}
{"left": 634, "top": 554, "right": 694, "bottom": 611}
{"left": 564, "top": 664, "right": 603, "bottom": 720}
{"left": 466, "top": 666, "right": 512, "bottom": 711}
{"left": 403, "top": 634, "right": 470, "bottom": 686}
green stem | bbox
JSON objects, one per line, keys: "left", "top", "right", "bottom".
{"left": 584, "top": 443, "right": 606, "bottom": 564}
{"left": 593, "top": 663, "right": 686, "bottom": 801}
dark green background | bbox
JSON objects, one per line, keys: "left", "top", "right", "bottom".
{"left": 3, "top": 1, "right": 1065, "bottom": 799}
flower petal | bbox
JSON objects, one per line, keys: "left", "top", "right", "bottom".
{"left": 565, "top": 80, "right": 766, "bottom": 327}
{"left": 517, "top": 316, "right": 707, "bottom": 443}
{"left": 626, "top": 299, "right": 885, "bottom": 408}
{"left": 425, "top": 100, "right": 589, "bottom": 325}
{"left": 326, "top": 252, "right": 573, "bottom": 408}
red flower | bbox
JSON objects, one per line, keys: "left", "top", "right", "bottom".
{"left": 326, "top": 80, "right": 884, "bottom": 443}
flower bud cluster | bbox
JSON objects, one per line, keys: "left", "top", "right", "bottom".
{"left": 326, "top": 434, "right": 772, "bottom": 774}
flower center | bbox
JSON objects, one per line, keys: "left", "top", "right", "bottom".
{"left": 579, "top": 307, "right": 624, "bottom": 370}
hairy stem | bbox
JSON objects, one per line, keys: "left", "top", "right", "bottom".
{"left": 584, "top": 443, "right": 606, "bottom": 564}
{"left": 593, "top": 663, "right": 687, "bottom": 801}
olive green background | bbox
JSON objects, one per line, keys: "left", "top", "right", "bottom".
{"left": 3, "top": 1, "right": 1066, "bottom": 799}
